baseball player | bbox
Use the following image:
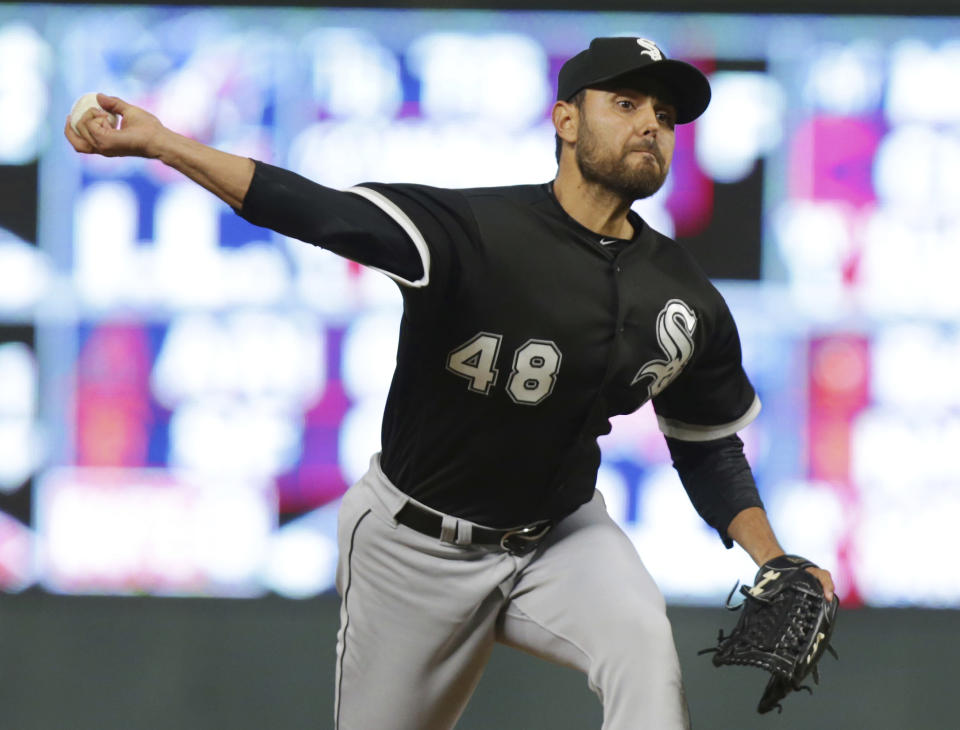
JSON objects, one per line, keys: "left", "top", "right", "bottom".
{"left": 66, "top": 36, "right": 834, "bottom": 730}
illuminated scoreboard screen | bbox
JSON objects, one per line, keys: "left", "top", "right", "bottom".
{"left": 1, "top": 5, "right": 957, "bottom": 605}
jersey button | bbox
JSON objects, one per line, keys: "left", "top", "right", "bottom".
{"left": 615, "top": 266, "right": 623, "bottom": 273}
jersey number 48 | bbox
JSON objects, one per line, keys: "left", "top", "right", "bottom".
{"left": 446, "top": 332, "right": 562, "bottom": 406}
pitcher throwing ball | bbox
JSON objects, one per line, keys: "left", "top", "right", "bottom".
{"left": 67, "top": 36, "right": 835, "bottom": 729}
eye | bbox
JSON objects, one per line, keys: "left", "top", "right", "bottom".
{"left": 617, "top": 99, "right": 634, "bottom": 110}
{"left": 656, "top": 110, "right": 676, "bottom": 128}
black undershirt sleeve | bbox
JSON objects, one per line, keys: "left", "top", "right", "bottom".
{"left": 665, "top": 434, "right": 764, "bottom": 548}
{"left": 237, "top": 160, "right": 424, "bottom": 283}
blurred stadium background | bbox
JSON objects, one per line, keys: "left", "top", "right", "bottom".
{"left": 0, "top": 0, "right": 958, "bottom": 727}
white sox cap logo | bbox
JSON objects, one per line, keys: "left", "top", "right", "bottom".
{"left": 636, "top": 38, "right": 663, "bottom": 61}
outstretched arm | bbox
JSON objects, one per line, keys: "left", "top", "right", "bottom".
{"left": 64, "top": 93, "right": 254, "bottom": 210}
{"left": 64, "top": 94, "right": 425, "bottom": 282}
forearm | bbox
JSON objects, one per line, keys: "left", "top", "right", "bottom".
{"left": 726, "top": 506, "right": 784, "bottom": 566}
{"left": 666, "top": 434, "right": 763, "bottom": 547}
{"left": 151, "top": 129, "right": 254, "bottom": 211}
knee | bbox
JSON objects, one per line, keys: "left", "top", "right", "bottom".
{"left": 585, "top": 605, "right": 686, "bottom": 727}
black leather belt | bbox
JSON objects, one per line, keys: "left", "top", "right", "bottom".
{"left": 395, "top": 501, "right": 553, "bottom": 556}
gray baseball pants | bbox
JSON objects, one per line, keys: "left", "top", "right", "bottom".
{"left": 334, "top": 455, "right": 690, "bottom": 729}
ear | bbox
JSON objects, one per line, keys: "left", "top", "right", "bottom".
{"left": 552, "top": 100, "right": 579, "bottom": 146}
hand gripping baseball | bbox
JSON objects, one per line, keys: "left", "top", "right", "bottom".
{"left": 699, "top": 554, "right": 840, "bottom": 714}
{"left": 64, "top": 93, "right": 165, "bottom": 159}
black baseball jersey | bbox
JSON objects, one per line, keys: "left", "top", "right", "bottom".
{"left": 241, "top": 163, "right": 760, "bottom": 528}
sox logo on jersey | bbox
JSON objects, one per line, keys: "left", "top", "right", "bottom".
{"left": 631, "top": 298, "right": 697, "bottom": 397}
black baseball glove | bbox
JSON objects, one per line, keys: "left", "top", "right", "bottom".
{"left": 699, "top": 554, "right": 839, "bottom": 714}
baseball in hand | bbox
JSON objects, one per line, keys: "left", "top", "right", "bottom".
{"left": 69, "top": 93, "right": 118, "bottom": 134}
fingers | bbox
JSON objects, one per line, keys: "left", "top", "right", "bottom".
{"left": 68, "top": 94, "right": 162, "bottom": 159}
{"left": 97, "top": 93, "right": 127, "bottom": 117}
{"left": 64, "top": 115, "right": 87, "bottom": 151}
{"left": 64, "top": 115, "right": 97, "bottom": 153}
{"left": 806, "top": 567, "right": 835, "bottom": 602}
{"left": 68, "top": 102, "right": 129, "bottom": 156}
{"left": 80, "top": 110, "right": 107, "bottom": 148}
{"left": 76, "top": 108, "right": 100, "bottom": 146}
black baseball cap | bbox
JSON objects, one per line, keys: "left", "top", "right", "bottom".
{"left": 557, "top": 37, "right": 711, "bottom": 124}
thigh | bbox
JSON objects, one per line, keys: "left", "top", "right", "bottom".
{"left": 498, "top": 491, "right": 689, "bottom": 730}
{"left": 334, "top": 476, "right": 518, "bottom": 730}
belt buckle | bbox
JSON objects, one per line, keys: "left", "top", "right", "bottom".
{"left": 499, "top": 521, "right": 552, "bottom": 556}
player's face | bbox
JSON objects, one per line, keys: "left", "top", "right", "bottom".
{"left": 574, "top": 86, "right": 677, "bottom": 201}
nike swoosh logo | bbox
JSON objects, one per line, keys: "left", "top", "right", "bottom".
{"left": 599, "top": 238, "right": 617, "bottom": 245}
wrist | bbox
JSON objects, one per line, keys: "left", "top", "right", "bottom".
{"left": 727, "top": 506, "right": 784, "bottom": 566}
{"left": 149, "top": 127, "right": 182, "bottom": 162}
{"left": 755, "top": 548, "right": 785, "bottom": 566}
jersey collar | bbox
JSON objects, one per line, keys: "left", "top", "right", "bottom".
{"left": 541, "top": 182, "right": 646, "bottom": 251}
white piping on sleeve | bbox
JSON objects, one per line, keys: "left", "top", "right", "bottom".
{"left": 656, "top": 393, "right": 762, "bottom": 442}
{"left": 345, "top": 185, "right": 431, "bottom": 288}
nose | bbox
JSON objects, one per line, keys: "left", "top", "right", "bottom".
{"left": 635, "top": 99, "right": 659, "bottom": 136}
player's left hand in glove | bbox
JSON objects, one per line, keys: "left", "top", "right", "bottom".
{"left": 699, "top": 554, "right": 839, "bottom": 714}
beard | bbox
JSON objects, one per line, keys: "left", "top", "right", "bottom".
{"left": 575, "top": 118, "right": 668, "bottom": 201}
